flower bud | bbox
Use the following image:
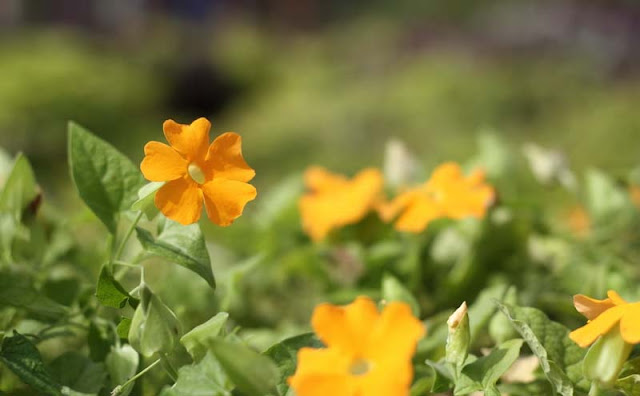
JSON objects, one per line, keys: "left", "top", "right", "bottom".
{"left": 128, "top": 284, "right": 182, "bottom": 357}
{"left": 446, "top": 301, "right": 470, "bottom": 370}
{"left": 583, "top": 326, "right": 632, "bottom": 388}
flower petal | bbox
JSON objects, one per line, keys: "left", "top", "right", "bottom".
{"left": 311, "top": 297, "right": 379, "bottom": 353}
{"left": 573, "top": 294, "right": 617, "bottom": 320}
{"left": 607, "top": 290, "right": 628, "bottom": 306}
{"left": 368, "top": 302, "right": 425, "bottom": 361}
{"left": 140, "top": 141, "right": 187, "bottom": 182}
{"left": 394, "top": 197, "right": 442, "bottom": 232}
{"left": 163, "top": 118, "right": 210, "bottom": 162}
{"left": 288, "top": 348, "right": 353, "bottom": 396}
{"left": 154, "top": 177, "right": 202, "bottom": 225}
{"left": 204, "top": 132, "right": 255, "bottom": 183}
{"left": 569, "top": 305, "right": 625, "bottom": 348}
{"left": 201, "top": 179, "right": 257, "bottom": 226}
{"left": 358, "top": 362, "right": 413, "bottom": 396}
{"left": 304, "top": 166, "right": 348, "bottom": 193}
{"left": 299, "top": 169, "right": 383, "bottom": 241}
{"left": 620, "top": 303, "right": 640, "bottom": 344}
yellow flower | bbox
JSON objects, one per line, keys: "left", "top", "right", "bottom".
{"left": 288, "top": 296, "right": 425, "bottom": 396}
{"left": 299, "top": 167, "right": 383, "bottom": 241}
{"left": 569, "top": 290, "right": 640, "bottom": 348}
{"left": 140, "top": 118, "right": 256, "bottom": 226}
{"left": 379, "top": 162, "right": 494, "bottom": 233}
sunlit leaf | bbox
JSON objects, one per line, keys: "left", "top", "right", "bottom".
{"left": 68, "top": 122, "right": 144, "bottom": 233}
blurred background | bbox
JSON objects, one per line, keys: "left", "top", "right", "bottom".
{"left": 1, "top": 0, "right": 639, "bottom": 203}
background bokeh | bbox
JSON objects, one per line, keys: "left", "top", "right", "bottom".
{"left": 1, "top": 0, "right": 639, "bottom": 203}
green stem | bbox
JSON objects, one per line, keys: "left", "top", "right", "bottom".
{"left": 589, "top": 382, "right": 601, "bottom": 396}
{"left": 114, "top": 211, "right": 143, "bottom": 261}
{"left": 112, "top": 358, "right": 161, "bottom": 395}
{"left": 160, "top": 353, "right": 178, "bottom": 382}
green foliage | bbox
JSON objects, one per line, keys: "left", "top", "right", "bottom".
{"left": 263, "top": 333, "right": 323, "bottom": 396}
{"left": 209, "top": 338, "right": 279, "bottom": 396}
{"left": 496, "top": 303, "right": 589, "bottom": 395}
{"left": 95, "top": 265, "right": 135, "bottom": 309}
{"left": 0, "top": 332, "right": 62, "bottom": 395}
{"left": 136, "top": 219, "right": 215, "bottom": 288}
{"left": 180, "top": 312, "right": 229, "bottom": 362}
{"left": 161, "top": 351, "right": 232, "bottom": 396}
{"left": 68, "top": 122, "right": 144, "bottom": 233}
{"left": 128, "top": 284, "right": 182, "bottom": 358}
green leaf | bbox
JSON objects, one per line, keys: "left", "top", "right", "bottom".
{"left": 95, "top": 265, "right": 132, "bottom": 309}
{"left": 425, "top": 360, "right": 453, "bottom": 393}
{"left": 181, "top": 312, "right": 229, "bottom": 362}
{"left": 128, "top": 284, "right": 182, "bottom": 358}
{"left": 458, "top": 338, "right": 523, "bottom": 392}
{"left": 68, "top": 122, "right": 144, "bottom": 233}
{"left": 585, "top": 168, "right": 632, "bottom": 224}
{"left": 87, "top": 321, "right": 113, "bottom": 362}
{"left": 116, "top": 317, "right": 132, "bottom": 340}
{"left": 136, "top": 219, "right": 215, "bottom": 288}
{"left": 263, "top": 333, "right": 323, "bottom": 396}
{"left": 48, "top": 352, "right": 107, "bottom": 394}
{"left": 496, "top": 303, "right": 588, "bottom": 396}
{"left": 105, "top": 345, "right": 139, "bottom": 396}
{"left": 0, "top": 153, "right": 38, "bottom": 222}
{"left": 0, "top": 269, "right": 68, "bottom": 320}
{"left": 209, "top": 338, "right": 279, "bottom": 396}
{"left": 161, "top": 351, "right": 232, "bottom": 396}
{"left": 0, "top": 332, "right": 62, "bottom": 395}
{"left": 617, "top": 374, "right": 640, "bottom": 396}
{"left": 131, "top": 181, "right": 163, "bottom": 220}
{"left": 381, "top": 273, "right": 420, "bottom": 316}
{"left": 468, "top": 283, "right": 508, "bottom": 342}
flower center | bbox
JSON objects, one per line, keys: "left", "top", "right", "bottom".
{"left": 349, "top": 358, "right": 371, "bottom": 376}
{"left": 188, "top": 163, "right": 206, "bottom": 184}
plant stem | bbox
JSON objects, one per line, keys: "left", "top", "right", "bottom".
{"left": 111, "top": 358, "right": 161, "bottom": 396}
{"left": 114, "top": 211, "right": 143, "bottom": 261}
{"left": 160, "top": 353, "right": 178, "bottom": 382}
{"left": 589, "top": 382, "right": 601, "bottom": 396}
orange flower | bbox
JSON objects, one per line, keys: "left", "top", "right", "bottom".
{"left": 569, "top": 290, "right": 640, "bottom": 348}
{"left": 140, "top": 118, "right": 256, "bottom": 226}
{"left": 299, "top": 167, "right": 383, "bottom": 241}
{"left": 565, "top": 205, "right": 590, "bottom": 237}
{"left": 288, "top": 296, "right": 425, "bottom": 396}
{"left": 379, "top": 162, "right": 494, "bottom": 233}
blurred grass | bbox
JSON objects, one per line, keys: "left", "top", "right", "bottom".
{"left": 0, "top": 17, "right": 638, "bottom": 204}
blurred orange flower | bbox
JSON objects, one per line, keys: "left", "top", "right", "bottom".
{"left": 569, "top": 290, "right": 640, "bottom": 348}
{"left": 299, "top": 167, "right": 383, "bottom": 241}
{"left": 288, "top": 296, "right": 425, "bottom": 396}
{"left": 566, "top": 205, "right": 590, "bottom": 237}
{"left": 140, "top": 118, "right": 256, "bottom": 226}
{"left": 379, "top": 162, "right": 494, "bottom": 232}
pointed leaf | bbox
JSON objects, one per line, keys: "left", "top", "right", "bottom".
{"left": 0, "top": 153, "right": 38, "bottom": 221}
{"left": 210, "top": 338, "right": 279, "bottom": 396}
{"left": 131, "top": 182, "right": 163, "bottom": 220}
{"left": 136, "top": 219, "right": 214, "bottom": 288}
{"left": 496, "top": 303, "right": 588, "bottom": 396}
{"left": 161, "top": 351, "right": 231, "bottom": 396}
{"left": 95, "top": 265, "right": 132, "bottom": 309}
{"left": 263, "top": 333, "right": 322, "bottom": 396}
{"left": 68, "top": 122, "right": 144, "bottom": 233}
{"left": 0, "top": 332, "right": 62, "bottom": 395}
{"left": 181, "top": 312, "right": 229, "bottom": 362}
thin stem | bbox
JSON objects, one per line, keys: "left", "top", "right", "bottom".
{"left": 114, "top": 211, "right": 143, "bottom": 261}
{"left": 160, "top": 353, "right": 178, "bottom": 382}
{"left": 111, "top": 358, "right": 161, "bottom": 396}
{"left": 113, "top": 260, "right": 140, "bottom": 268}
